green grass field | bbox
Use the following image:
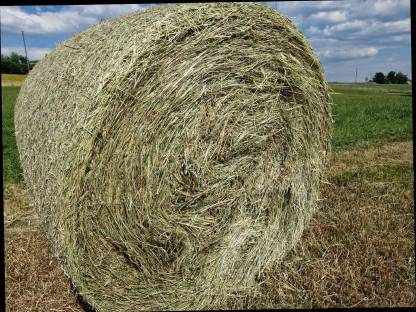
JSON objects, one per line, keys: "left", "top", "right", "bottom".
{"left": 2, "top": 87, "right": 23, "bottom": 184}
{"left": 2, "top": 83, "right": 412, "bottom": 184}
{"left": 330, "top": 83, "right": 413, "bottom": 149}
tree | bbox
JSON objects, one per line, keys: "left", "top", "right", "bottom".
{"left": 371, "top": 71, "right": 409, "bottom": 85}
{"left": 0, "top": 52, "right": 31, "bottom": 74}
{"left": 373, "top": 72, "right": 386, "bottom": 84}
{"left": 395, "top": 72, "right": 408, "bottom": 84}
{"left": 386, "top": 71, "right": 397, "bottom": 84}
{"left": 1, "top": 54, "right": 12, "bottom": 73}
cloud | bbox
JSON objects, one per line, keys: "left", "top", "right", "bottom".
{"left": 310, "top": 10, "right": 347, "bottom": 23}
{"left": 323, "top": 20, "right": 366, "bottom": 34}
{"left": 317, "top": 47, "right": 379, "bottom": 62}
{"left": 266, "top": 1, "right": 342, "bottom": 15}
{"left": 0, "top": 5, "right": 151, "bottom": 35}
{"left": 1, "top": 6, "right": 97, "bottom": 35}
{"left": 75, "top": 4, "right": 153, "bottom": 20}
{"left": 1, "top": 46, "right": 52, "bottom": 60}
{"left": 0, "top": 2, "right": 411, "bottom": 81}
{"left": 289, "top": 0, "right": 410, "bottom": 79}
{"left": 319, "top": 17, "right": 410, "bottom": 42}
{"left": 361, "top": 0, "right": 410, "bottom": 20}
{"left": 271, "top": 0, "right": 410, "bottom": 21}
{"left": 308, "top": 26, "right": 320, "bottom": 34}
{"left": 379, "top": 18, "right": 410, "bottom": 33}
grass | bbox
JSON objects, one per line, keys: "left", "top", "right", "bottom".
{"left": 254, "top": 142, "right": 415, "bottom": 308}
{"left": 1, "top": 74, "right": 27, "bottom": 86}
{"left": 4, "top": 185, "right": 84, "bottom": 312}
{"left": 330, "top": 83, "right": 413, "bottom": 149}
{"left": 332, "top": 162, "right": 412, "bottom": 187}
{"left": 2, "top": 87, "right": 23, "bottom": 184}
{"left": 3, "top": 82, "right": 415, "bottom": 309}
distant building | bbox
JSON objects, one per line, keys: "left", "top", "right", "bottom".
{"left": 407, "top": 80, "right": 412, "bottom": 85}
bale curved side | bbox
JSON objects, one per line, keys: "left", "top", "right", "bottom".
{"left": 15, "top": 3, "right": 332, "bottom": 310}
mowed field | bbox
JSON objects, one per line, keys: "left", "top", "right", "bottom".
{"left": 3, "top": 83, "right": 414, "bottom": 310}
{"left": 1, "top": 74, "right": 27, "bottom": 87}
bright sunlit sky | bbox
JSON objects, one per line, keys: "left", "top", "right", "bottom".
{"left": 0, "top": 1, "right": 412, "bottom": 82}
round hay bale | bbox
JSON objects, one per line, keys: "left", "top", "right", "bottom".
{"left": 15, "top": 3, "right": 332, "bottom": 310}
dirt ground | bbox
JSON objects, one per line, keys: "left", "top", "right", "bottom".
{"left": 4, "top": 141, "right": 415, "bottom": 311}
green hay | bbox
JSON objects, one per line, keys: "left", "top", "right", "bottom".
{"left": 15, "top": 3, "right": 332, "bottom": 310}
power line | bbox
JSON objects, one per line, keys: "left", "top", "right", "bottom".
{"left": 354, "top": 66, "right": 358, "bottom": 83}
{"left": 21, "top": 31, "right": 30, "bottom": 73}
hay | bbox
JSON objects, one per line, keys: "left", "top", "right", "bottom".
{"left": 15, "top": 3, "right": 332, "bottom": 310}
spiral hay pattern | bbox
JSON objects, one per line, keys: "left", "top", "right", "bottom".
{"left": 15, "top": 3, "right": 332, "bottom": 310}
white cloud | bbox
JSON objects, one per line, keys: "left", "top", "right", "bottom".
{"left": 369, "top": 0, "right": 410, "bottom": 18}
{"left": 1, "top": 46, "right": 52, "bottom": 60}
{"left": 270, "top": 0, "right": 410, "bottom": 21}
{"left": 317, "top": 47, "right": 379, "bottom": 61}
{"left": 310, "top": 10, "right": 347, "bottom": 23}
{"left": 308, "top": 26, "right": 320, "bottom": 34}
{"left": 268, "top": 1, "right": 341, "bottom": 15}
{"left": 0, "top": 5, "right": 150, "bottom": 35}
{"left": 382, "top": 18, "right": 411, "bottom": 33}
{"left": 324, "top": 20, "right": 367, "bottom": 34}
{"left": 388, "top": 34, "right": 411, "bottom": 45}
{"left": 0, "top": 6, "right": 96, "bottom": 35}
{"left": 317, "top": 18, "right": 410, "bottom": 41}
{"left": 75, "top": 4, "right": 148, "bottom": 20}
{"left": 353, "top": 18, "right": 410, "bottom": 38}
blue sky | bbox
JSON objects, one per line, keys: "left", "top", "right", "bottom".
{"left": 0, "top": 1, "right": 411, "bottom": 82}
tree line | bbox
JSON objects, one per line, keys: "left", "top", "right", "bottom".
{"left": 372, "top": 71, "right": 409, "bottom": 84}
{"left": 1, "top": 52, "right": 37, "bottom": 74}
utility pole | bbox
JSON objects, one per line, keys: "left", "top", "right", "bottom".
{"left": 355, "top": 66, "right": 358, "bottom": 83}
{"left": 21, "top": 31, "right": 30, "bottom": 73}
